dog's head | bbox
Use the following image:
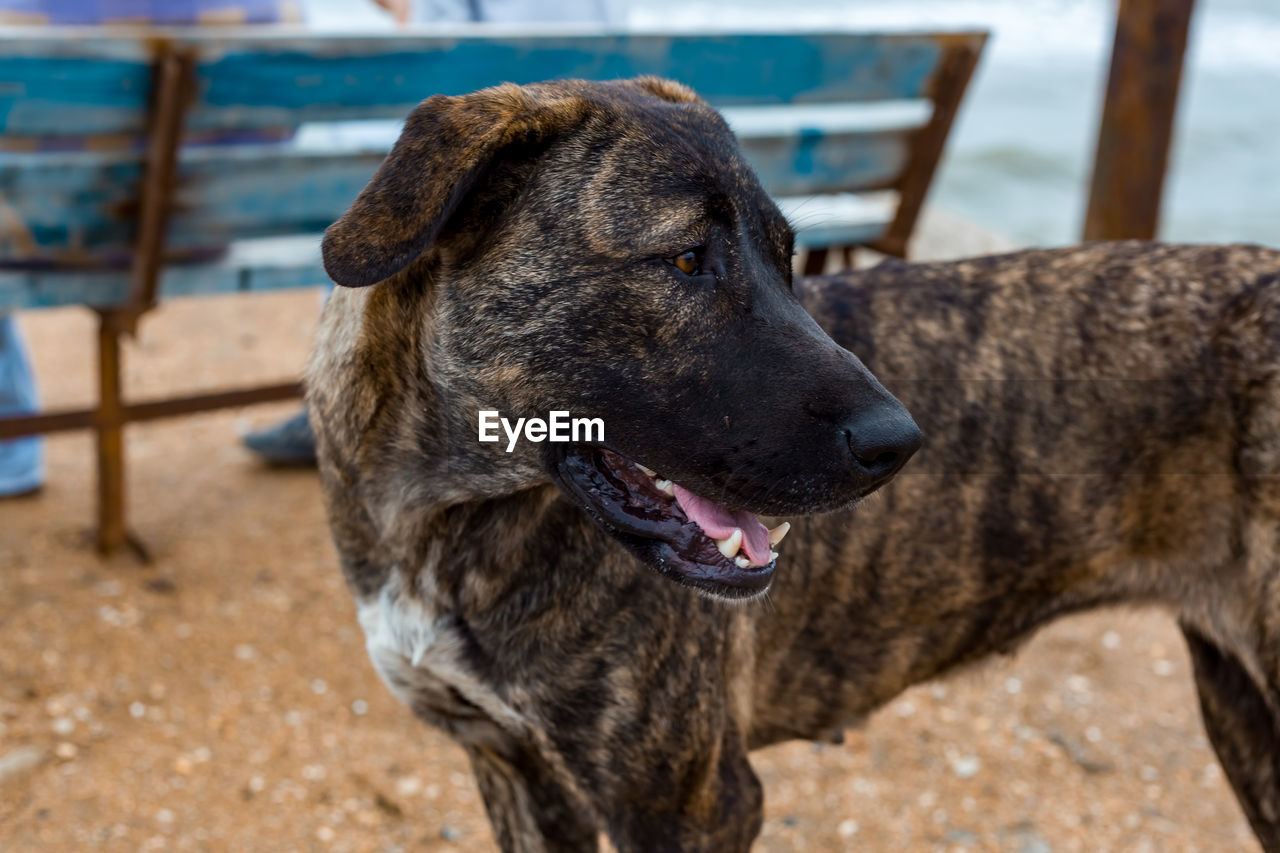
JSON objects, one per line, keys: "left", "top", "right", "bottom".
{"left": 321, "top": 78, "right": 920, "bottom": 599}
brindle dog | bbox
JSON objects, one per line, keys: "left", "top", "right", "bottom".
{"left": 307, "top": 77, "right": 1280, "bottom": 851}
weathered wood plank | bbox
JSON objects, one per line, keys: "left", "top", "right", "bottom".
{"left": 0, "top": 29, "right": 983, "bottom": 135}
{"left": 0, "top": 235, "right": 326, "bottom": 309}
{"left": 0, "top": 122, "right": 913, "bottom": 257}
{"left": 0, "top": 200, "right": 890, "bottom": 311}
{"left": 0, "top": 144, "right": 389, "bottom": 255}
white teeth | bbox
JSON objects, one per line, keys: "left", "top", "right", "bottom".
{"left": 716, "top": 528, "right": 743, "bottom": 559}
{"left": 735, "top": 556, "right": 752, "bottom": 568}
{"left": 654, "top": 479, "right": 675, "bottom": 496}
{"left": 769, "top": 550, "right": 779, "bottom": 562}
{"left": 768, "top": 522, "right": 791, "bottom": 547}
{"left": 637, "top": 464, "right": 656, "bottom": 477}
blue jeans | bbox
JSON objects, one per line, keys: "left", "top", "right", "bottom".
{"left": 0, "top": 314, "right": 44, "bottom": 495}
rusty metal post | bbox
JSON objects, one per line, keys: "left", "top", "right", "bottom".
{"left": 1083, "top": 0, "right": 1196, "bottom": 241}
{"left": 88, "top": 42, "right": 193, "bottom": 559}
{"left": 95, "top": 310, "right": 127, "bottom": 555}
{"left": 125, "top": 44, "right": 196, "bottom": 329}
{"left": 870, "top": 37, "right": 985, "bottom": 259}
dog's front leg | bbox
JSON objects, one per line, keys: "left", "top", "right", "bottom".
{"left": 466, "top": 741, "right": 602, "bottom": 853}
{"left": 598, "top": 728, "right": 763, "bottom": 853}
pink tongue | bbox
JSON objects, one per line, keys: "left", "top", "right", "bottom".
{"left": 672, "top": 485, "right": 772, "bottom": 566}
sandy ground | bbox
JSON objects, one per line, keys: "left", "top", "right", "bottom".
{"left": 0, "top": 286, "right": 1261, "bottom": 852}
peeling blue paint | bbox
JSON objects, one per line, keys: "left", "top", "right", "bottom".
{"left": 0, "top": 32, "right": 959, "bottom": 134}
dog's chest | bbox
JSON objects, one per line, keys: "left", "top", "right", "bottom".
{"left": 356, "top": 575, "right": 524, "bottom": 743}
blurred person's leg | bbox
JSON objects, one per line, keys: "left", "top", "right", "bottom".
{"left": 0, "top": 314, "right": 44, "bottom": 498}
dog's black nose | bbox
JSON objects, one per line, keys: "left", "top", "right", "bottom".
{"left": 843, "top": 412, "right": 922, "bottom": 485}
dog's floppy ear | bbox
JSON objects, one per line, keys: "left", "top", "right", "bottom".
{"left": 322, "top": 84, "right": 592, "bottom": 288}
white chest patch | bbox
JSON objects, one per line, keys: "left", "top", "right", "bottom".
{"left": 356, "top": 577, "right": 526, "bottom": 735}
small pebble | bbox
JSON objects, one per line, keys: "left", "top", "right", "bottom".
{"left": 143, "top": 577, "right": 176, "bottom": 595}
{"left": 837, "top": 818, "right": 858, "bottom": 837}
{"left": 54, "top": 743, "right": 78, "bottom": 760}
{"left": 1017, "top": 832, "right": 1053, "bottom": 853}
{"left": 351, "top": 699, "right": 369, "bottom": 716}
{"left": 440, "top": 825, "right": 462, "bottom": 841}
{"left": 951, "top": 755, "right": 981, "bottom": 779}
{"left": 0, "top": 748, "right": 47, "bottom": 785}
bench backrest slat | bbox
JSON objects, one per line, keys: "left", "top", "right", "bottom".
{"left": 0, "top": 29, "right": 982, "bottom": 135}
{"left": 0, "top": 123, "right": 918, "bottom": 256}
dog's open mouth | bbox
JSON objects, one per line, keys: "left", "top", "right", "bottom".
{"left": 553, "top": 447, "right": 790, "bottom": 599}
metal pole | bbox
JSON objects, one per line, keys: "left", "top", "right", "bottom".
{"left": 1083, "top": 0, "right": 1196, "bottom": 241}
{"left": 95, "top": 311, "right": 127, "bottom": 555}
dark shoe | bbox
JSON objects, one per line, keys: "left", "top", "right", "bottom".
{"left": 242, "top": 408, "right": 317, "bottom": 466}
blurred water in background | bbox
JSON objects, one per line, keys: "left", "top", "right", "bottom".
{"left": 307, "top": 0, "right": 1279, "bottom": 249}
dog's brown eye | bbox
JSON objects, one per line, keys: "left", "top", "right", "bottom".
{"left": 669, "top": 250, "right": 701, "bottom": 276}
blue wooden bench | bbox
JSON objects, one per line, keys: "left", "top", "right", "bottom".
{"left": 0, "top": 26, "right": 986, "bottom": 554}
